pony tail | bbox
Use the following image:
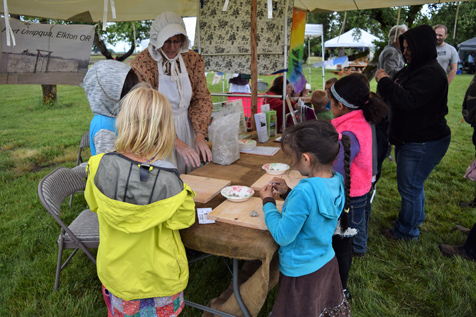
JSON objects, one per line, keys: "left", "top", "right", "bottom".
{"left": 361, "top": 97, "right": 389, "bottom": 125}
{"left": 340, "top": 133, "right": 352, "bottom": 232}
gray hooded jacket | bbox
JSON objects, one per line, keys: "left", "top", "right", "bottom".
{"left": 83, "top": 60, "right": 131, "bottom": 155}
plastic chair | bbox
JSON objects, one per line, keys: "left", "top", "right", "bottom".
{"left": 38, "top": 167, "right": 99, "bottom": 290}
{"left": 69, "top": 131, "right": 90, "bottom": 206}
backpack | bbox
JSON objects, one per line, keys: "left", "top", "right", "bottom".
{"left": 462, "top": 75, "right": 476, "bottom": 125}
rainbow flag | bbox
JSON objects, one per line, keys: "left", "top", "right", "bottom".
{"left": 287, "top": 8, "right": 307, "bottom": 94}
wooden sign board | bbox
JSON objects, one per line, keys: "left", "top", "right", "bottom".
{"left": 207, "top": 197, "right": 283, "bottom": 230}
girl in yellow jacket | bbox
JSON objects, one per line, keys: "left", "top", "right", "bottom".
{"left": 85, "top": 86, "right": 196, "bottom": 316}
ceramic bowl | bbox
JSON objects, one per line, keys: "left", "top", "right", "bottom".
{"left": 262, "top": 163, "right": 290, "bottom": 175}
{"left": 221, "top": 186, "right": 255, "bottom": 202}
{"left": 238, "top": 139, "right": 257, "bottom": 151}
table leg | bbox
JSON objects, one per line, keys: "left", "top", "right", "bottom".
{"left": 184, "top": 300, "right": 237, "bottom": 317}
{"left": 233, "top": 258, "right": 251, "bottom": 317}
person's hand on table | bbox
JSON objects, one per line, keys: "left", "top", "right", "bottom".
{"left": 259, "top": 184, "right": 274, "bottom": 200}
{"left": 175, "top": 137, "right": 201, "bottom": 168}
{"left": 270, "top": 177, "right": 288, "bottom": 195}
{"left": 194, "top": 132, "right": 212, "bottom": 163}
{"left": 375, "top": 69, "right": 390, "bottom": 83}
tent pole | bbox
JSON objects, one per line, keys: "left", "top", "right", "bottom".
{"left": 308, "top": 38, "right": 311, "bottom": 89}
{"left": 282, "top": 0, "right": 289, "bottom": 133}
{"left": 322, "top": 33, "right": 325, "bottom": 89}
{"left": 250, "top": 0, "right": 258, "bottom": 131}
{"left": 197, "top": 0, "right": 201, "bottom": 54}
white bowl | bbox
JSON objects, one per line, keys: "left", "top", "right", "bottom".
{"left": 239, "top": 139, "right": 257, "bottom": 151}
{"left": 221, "top": 185, "right": 255, "bottom": 202}
{"left": 262, "top": 163, "right": 290, "bottom": 175}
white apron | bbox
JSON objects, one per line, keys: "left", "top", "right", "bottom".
{"left": 158, "top": 53, "right": 195, "bottom": 175}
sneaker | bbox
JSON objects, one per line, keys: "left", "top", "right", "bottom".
{"left": 439, "top": 244, "right": 474, "bottom": 261}
{"left": 458, "top": 201, "right": 476, "bottom": 208}
{"left": 381, "top": 228, "right": 399, "bottom": 240}
{"left": 352, "top": 251, "right": 366, "bottom": 258}
{"left": 343, "top": 289, "right": 351, "bottom": 300}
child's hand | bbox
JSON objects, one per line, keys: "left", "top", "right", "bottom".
{"left": 270, "top": 177, "right": 288, "bottom": 195}
{"left": 259, "top": 184, "right": 274, "bottom": 200}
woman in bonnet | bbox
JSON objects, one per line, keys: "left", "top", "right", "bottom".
{"left": 132, "top": 12, "right": 213, "bottom": 174}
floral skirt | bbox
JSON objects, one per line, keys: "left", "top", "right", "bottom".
{"left": 102, "top": 285, "right": 185, "bottom": 317}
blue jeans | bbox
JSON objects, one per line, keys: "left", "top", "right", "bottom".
{"left": 393, "top": 135, "right": 451, "bottom": 240}
{"left": 350, "top": 193, "right": 370, "bottom": 254}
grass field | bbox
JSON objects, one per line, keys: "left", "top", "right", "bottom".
{"left": 0, "top": 61, "right": 475, "bottom": 316}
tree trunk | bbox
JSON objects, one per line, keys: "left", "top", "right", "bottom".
{"left": 39, "top": 18, "right": 57, "bottom": 105}
{"left": 42, "top": 84, "right": 57, "bottom": 104}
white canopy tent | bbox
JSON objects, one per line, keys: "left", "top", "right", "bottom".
{"left": 304, "top": 24, "right": 324, "bottom": 89}
{"left": 5, "top": 0, "right": 474, "bottom": 22}
{"left": 325, "top": 27, "right": 380, "bottom": 59}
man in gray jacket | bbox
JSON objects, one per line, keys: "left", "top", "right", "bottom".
{"left": 378, "top": 24, "right": 408, "bottom": 79}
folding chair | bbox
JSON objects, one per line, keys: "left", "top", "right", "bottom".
{"left": 69, "top": 131, "right": 90, "bottom": 206}
{"left": 38, "top": 167, "right": 99, "bottom": 290}
{"left": 75, "top": 131, "right": 90, "bottom": 167}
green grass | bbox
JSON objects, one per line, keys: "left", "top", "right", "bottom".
{"left": 1, "top": 70, "right": 475, "bottom": 316}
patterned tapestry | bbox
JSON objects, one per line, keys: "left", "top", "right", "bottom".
{"left": 198, "top": 0, "right": 294, "bottom": 75}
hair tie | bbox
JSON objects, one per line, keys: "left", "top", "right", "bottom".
{"left": 365, "top": 100, "right": 369, "bottom": 105}
{"left": 330, "top": 84, "right": 359, "bottom": 109}
{"left": 338, "top": 133, "right": 342, "bottom": 141}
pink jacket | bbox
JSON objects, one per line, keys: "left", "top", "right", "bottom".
{"left": 332, "top": 110, "right": 372, "bottom": 197}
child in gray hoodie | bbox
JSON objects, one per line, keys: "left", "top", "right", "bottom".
{"left": 83, "top": 60, "right": 139, "bottom": 155}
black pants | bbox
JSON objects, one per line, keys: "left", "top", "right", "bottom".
{"left": 332, "top": 235, "right": 353, "bottom": 290}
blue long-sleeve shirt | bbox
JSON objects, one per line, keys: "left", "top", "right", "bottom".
{"left": 263, "top": 174, "right": 345, "bottom": 277}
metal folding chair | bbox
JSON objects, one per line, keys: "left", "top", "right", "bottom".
{"left": 38, "top": 167, "right": 99, "bottom": 290}
{"left": 69, "top": 131, "right": 90, "bottom": 206}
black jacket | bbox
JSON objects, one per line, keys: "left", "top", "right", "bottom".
{"left": 377, "top": 25, "right": 451, "bottom": 145}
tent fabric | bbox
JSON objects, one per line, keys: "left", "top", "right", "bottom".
{"left": 5, "top": 0, "right": 474, "bottom": 22}
{"left": 305, "top": 24, "right": 323, "bottom": 39}
{"left": 324, "top": 28, "right": 380, "bottom": 48}
{"left": 458, "top": 37, "right": 476, "bottom": 51}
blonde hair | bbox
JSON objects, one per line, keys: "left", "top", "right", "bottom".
{"left": 311, "top": 89, "right": 328, "bottom": 109}
{"left": 115, "top": 86, "right": 175, "bottom": 162}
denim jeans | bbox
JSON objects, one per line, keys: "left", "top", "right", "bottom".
{"left": 393, "top": 135, "right": 451, "bottom": 240}
{"left": 349, "top": 193, "right": 370, "bottom": 254}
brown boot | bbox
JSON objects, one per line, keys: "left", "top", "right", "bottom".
{"left": 453, "top": 225, "right": 471, "bottom": 235}
{"left": 438, "top": 244, "right": 474, "bottom": 261}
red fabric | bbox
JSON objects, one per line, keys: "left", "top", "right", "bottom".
{"left": 332, "top": 110, "right": 373, "bottom": 197}
{"left": 264, "top": 92, "right": 296, "bottom": 132}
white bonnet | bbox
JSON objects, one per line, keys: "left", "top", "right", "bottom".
{"left": 148, "top": 12, "right": 190, "bottom": 60}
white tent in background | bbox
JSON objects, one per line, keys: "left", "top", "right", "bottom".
{"left": 325, "top": 28, "right": 380, "bottom": 48}
{"left": 325, "top": 28, "right": 380, "bottom": 59}
{"left": 304, "top": 24, "right": 324, "bottom": 89}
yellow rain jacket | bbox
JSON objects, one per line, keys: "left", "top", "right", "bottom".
{"left": 85, "top": 153, "right": 196, "bottom": 301}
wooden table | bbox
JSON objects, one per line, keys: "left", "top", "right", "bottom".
{"left": 348, "top": 63, "right": 367, "bottom": 72}
{"left": 180, "top": 138, "right": 284, "bottom": 317}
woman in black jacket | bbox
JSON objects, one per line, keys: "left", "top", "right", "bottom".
{"left": 375, "top": 25, "right": 451, "bottom": 240}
